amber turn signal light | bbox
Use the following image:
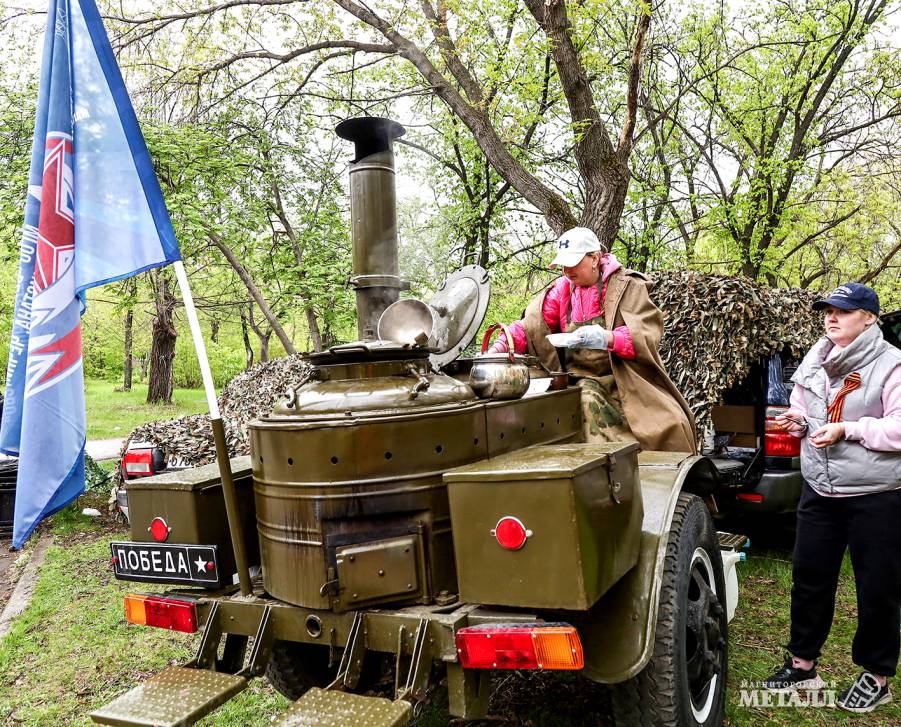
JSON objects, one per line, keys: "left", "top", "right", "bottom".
{"left": 124, "top": 594, "right": 198, "bottom": 633}
{"left": 455, "top": 624, "right": 584, "bottom": 670}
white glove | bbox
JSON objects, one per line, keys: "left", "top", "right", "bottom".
{"left": 568, "top": 325, "right": 610, "bottom": 350}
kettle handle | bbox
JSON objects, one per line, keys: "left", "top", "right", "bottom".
{"left": 481, "top": 323, "right": 516, "bottom": 363}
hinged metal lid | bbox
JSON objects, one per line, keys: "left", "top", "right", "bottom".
{"left": 443, "top": 442, "right": 640, "bottom": 482}
{"left": 427, "top": 265, "right": 491, "bottom": 368}
{"left": 123, "top": 456, "right": 252, "bottom": 492}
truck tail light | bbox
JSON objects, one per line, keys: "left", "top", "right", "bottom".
{"left": 122, "top": 449, "right": 153, "bottom": 477}
{"left": 764, "top": 406, "right": 801, "bottom": 457}
{"left": 124, "top": 594, "right": 198, "bottom": 633}
{"left": 736, "top": 492, "right": 764, "bottom": 503}
{"left": 455, "top": 624, "right": 583, "bottom": 670}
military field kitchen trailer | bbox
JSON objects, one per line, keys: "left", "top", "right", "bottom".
{"left": 91, "top": 118, "right": 745, "bottom": 727}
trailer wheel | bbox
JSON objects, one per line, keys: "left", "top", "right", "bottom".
{"left": 265, "top": 641, "right": 337, "bottom": 701}
{"left": 611, "top": 493, "right": 728, "bottom": 727}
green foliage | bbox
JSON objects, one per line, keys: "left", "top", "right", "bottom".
{"left": 173, "top": 333, "right": 247, "bottom": 389}
{"left": 628, "top": 0, "right": 901, "bottom": 285}
{"left": 84, "top": 454, "right": 111, "bottom": 491}
{"left": 0, "top": 82, "right": 34, "bottom": 259}
{"left": 2, "top": 0, "right": 898, "bottom": 400}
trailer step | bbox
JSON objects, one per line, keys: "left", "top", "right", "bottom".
{"left": 717, "top": 531, "right": 749, "bottom": 550}
{"left": 272, "top": 687, "right": 412, "bottom": 727}
{"left": 90, "top": 666, "right": 247, "bottom": 727}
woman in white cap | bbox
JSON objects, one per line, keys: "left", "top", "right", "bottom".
{"left": 489, "top": 227, "right": 695, "bottom": 452}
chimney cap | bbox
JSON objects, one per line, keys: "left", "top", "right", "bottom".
{"left": 336, "top": 117, "right": 406, "bottom": 162}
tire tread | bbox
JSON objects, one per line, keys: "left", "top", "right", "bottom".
{"left": 610, "top": 492, "right": 727, "bottom": 727}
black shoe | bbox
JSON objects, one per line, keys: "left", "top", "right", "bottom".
{"left": 763, "top": 656, "right": 825, "bottom": 691}
{"left": 838, "top": 672, "right": 892, "bottom": 713}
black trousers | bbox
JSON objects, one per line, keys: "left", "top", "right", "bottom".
{"left": 788, "top": 484, "right": 901, "bottom": 676}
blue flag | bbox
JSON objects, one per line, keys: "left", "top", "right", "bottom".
{"left": 0, "top": 0, "right": 181, "bottom": 548}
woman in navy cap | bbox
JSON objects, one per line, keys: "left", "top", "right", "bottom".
{"left": 764, "top": 282, "right": 901, "bottom": 713}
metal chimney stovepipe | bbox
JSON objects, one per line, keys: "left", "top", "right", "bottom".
{"left": 335, "top": 117, "right": 407, "bottom": 340}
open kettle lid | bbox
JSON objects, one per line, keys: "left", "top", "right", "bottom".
{"left": 428, "top": 265, "right": 491, "bottom": 367}
{"left": 376, "top": 265, "right": 491, "bottom": 368}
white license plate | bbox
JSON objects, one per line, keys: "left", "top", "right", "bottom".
{"left": 110, "top": 542, "right": 221, "bottom": 587}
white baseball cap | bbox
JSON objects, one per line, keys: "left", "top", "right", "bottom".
{"left": 550, "top": 227, "right": 601, "bottom": 268}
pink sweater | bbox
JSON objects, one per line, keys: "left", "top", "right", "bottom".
{"left": 491, "top": 253, "right": 636, "bottom": 359}
{"left": 789, "top": 350, "right": 901, "bottom": 452}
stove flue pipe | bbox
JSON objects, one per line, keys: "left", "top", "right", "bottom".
{"left": 336, "top": 117, "right": 407, "bottom": 340}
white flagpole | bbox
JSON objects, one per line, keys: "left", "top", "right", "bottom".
{"left": 173, "top": 260, "right": 253, "bottom": 596}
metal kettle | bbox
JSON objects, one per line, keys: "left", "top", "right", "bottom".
{"left": 469, "top": 323, "right": 530, "bottom": 399}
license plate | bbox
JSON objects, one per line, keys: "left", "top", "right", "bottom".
{"left": 110, "top": 541, "right": 222, "bottom": 587}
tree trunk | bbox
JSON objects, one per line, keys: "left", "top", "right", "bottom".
{"left": 206, "top": 230, "right": 297, "bottom": 355}
{"left": 210, "top": 320, "right": 219, "bottom": 343}
{"left": 268, "top": 173, "right": 325, "bottom": 355}
{"left": 123, "top": 308, "right": 134, "bottom": 391}
{"left": 305, "top": 307, "right": 323, "bottom": 352}
{"left": 259, "top": 331, "right": 272, "bottom": 362}
{"left": 246, "top": 299, "right": 275, "bottom": 363}
{"left": 240, "top": 312, "right": 254, "bottom": 369}
{"left": 147, "top": 274, "right": 177, "bottom": 404}
{"left": 580, "top": 164, "right": 631, "bottom": 251}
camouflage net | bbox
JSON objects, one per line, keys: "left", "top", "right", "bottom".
{"left": 652, "top": 270, "right": 822, "bottom": 436}
{"left": 121, "top": 271, "right": 824, "bottom": 467}
{"left": 118, "top": 356, "right": 312, "bottom": 474}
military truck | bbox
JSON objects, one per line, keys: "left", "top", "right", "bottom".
{"left": 91, "top": 118, "right": 745, "bottom": 727}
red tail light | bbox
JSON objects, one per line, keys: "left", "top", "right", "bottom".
{"left": 455, "top": 624, "right": 584, "bottom": 670}
{"left": 122, "top": 448, "right": 153, "bottom": 477}
{"left": 736, "top": 492, "right": 764, "bottom": 503}
{"left": 124, "top": 594, "right": 198, "bottom": 633}
{"left": 764, "top": 406, "right": 801, "bottom": 457}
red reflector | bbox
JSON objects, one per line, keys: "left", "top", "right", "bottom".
{"left": 123, "top": 449, "right": 153, "bottom": 476}
{"left": 455, "top": 625, "right": 583, "bottom": 670}
{"left": 124, "top": 594, "right": 198, "bottom": 633}
{"left": 736, "top": 493, "right": 765, "bottom": 503}
{"left": 491, "top": 516, "right": 532, "bottom": 550}
{"left": 149, "top": 517, "right": 170, "bottom": 543}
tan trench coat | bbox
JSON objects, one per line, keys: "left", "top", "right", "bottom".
{"left": 522, "top": 268, "right": 697, "bottom": 453}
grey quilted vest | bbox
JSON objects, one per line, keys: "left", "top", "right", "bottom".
{"left": 792, "top": 324, "right": 901, "bottom": 495}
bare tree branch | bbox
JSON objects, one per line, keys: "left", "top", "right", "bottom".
{"left": 617, "top": 5, "right": 652, "bottom": 159}
{"left": 330, "top": 0, "right": 578, "bottom": 233}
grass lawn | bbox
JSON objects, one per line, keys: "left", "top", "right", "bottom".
{"left": 726, "top": 546, "right": 900, "bottom": 726}
{"left": 1, "top": 507, "right": 898, "bottom": 726}
{"left": 84, "top": 378, "right": 207, "bottom": 440}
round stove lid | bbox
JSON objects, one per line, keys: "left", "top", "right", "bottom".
{"left": 427, "top": 265, "right": 491, "bottom": 368}
{"left": 304, "top": 339, "right": 430, "bottom": 366}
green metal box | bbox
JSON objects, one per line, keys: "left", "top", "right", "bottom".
{"left": 444, "top": 442, "right": 643, "bottom": 611}
{"left": 126, "top": 456, "right": 260, "bottom": 582}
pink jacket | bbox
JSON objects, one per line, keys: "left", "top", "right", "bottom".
{"left": 789, "top": 350, "right": 901, "bottom": 452}
{"left": 491, "top": 253, "right": 636, "bottom": 359}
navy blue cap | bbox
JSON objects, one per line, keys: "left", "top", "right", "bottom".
{"left": 812, "top": 283, "right": 880, "bottom": 315}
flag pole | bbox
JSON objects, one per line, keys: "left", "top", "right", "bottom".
{"left": 173, "top": 260, "right": 253, "bottom": 597}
